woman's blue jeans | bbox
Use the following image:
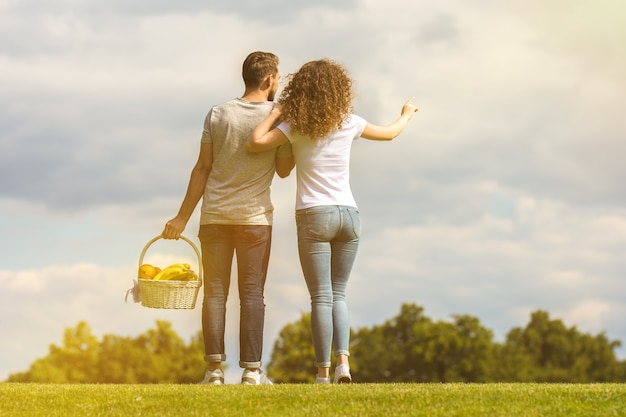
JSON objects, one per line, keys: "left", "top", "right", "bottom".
{"left": 198, "top": 224, "right": 272, "bottom": 369}
{"left": 296, "top": 205, "right": 360, "bottom": 368}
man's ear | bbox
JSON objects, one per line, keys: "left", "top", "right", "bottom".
{"left": 260, "top": 74, "right": 272, "bottom": 90}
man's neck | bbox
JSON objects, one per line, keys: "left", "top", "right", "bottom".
{"left": 240, "top": 89, "right": 269, "bottom": 103}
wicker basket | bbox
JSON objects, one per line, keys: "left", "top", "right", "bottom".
{"left": 136, "top": 235, "right": 203, "bottom": 309}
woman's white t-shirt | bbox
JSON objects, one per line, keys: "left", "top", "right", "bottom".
{"left": 277, "top": 114, "right": 367, "bottom": 210}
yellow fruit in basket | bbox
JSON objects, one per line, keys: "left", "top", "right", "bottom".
{"left": 153, "top": 263, "right": 191, "bottom": 281}
{"left": 174, "top": 270, "right": 198, "bottom": 281}
{"left": 138, "top": 264, "right": 159, "bottom": 279}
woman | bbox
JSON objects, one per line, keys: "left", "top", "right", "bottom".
{"left": 246, "top": 59, "right": 418, "bottom": 383}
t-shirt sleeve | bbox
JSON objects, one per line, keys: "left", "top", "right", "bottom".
{"left": 277, "top": 121, "right": 292, "bottom": 143}
{"left": 351, "top": 114, "right": 367, "bottom": 139}
{"left": 201, "top": 108, "right": 215, "bottom": 144}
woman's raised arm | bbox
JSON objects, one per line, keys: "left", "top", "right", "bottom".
{"left": 360, "top": 97, "right": 419, "bottom": 141}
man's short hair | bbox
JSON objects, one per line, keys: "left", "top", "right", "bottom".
{"left": 242, "top": 51, "right": 279, "bottom": 88}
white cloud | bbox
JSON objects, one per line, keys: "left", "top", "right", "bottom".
{"left": 560, "top": 299, "right": 617, "bottom": 333}
{"left": 1, "top": 270, "right": 47, "bottom": 293}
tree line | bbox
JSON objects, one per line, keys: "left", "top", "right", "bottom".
{"left": 7, "top": 321, "right": 207, "bottom": 384}
{"left": 7, "top": 303, "right": 625, "bottom": 383}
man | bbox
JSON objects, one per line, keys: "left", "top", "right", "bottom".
{"left": 162, "top": 51, "right": 294, "bottom": 385}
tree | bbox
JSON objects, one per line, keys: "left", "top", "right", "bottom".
{"left": 351, "top": 303, "right": 431, "bottom": 382}
{"left": 8, "top": 321, "right": 99, "bottom": 383}
{"left": 12, "top": 307, "right": 626, "bottom": 383}
{"left": 417, "top": 314, "right": 494, "bottom": 382}
{"left": 96, "top": 333, "right": 139, "bottom": 383}
{"left": 267, "top": 312, "right": 316, "bottom": 383}
{"left": 351, "top": 304, "right": 494, "bottom": 382}
{"left": 269, "top": 304, "right": 626, "bottom": 383}
{"left": 496, "top": 310, "right": 625, "bottom": 382}
{"left": 7, "top": 320, "right": 207, "bottom": 383}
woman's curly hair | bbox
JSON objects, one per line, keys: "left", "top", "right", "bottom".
{"left": 278, "top": 59, "right": 354, "bottom": 139}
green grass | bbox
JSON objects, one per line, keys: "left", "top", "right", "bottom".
{"left": 1, "top": 383, "right": 625, "bottom": 417}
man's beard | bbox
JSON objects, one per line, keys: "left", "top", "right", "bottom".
{"left": 268, "top": 85, "right": 278, "bottom": 101}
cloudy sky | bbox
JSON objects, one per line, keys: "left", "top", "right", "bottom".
{"left": 1, "top": 0, "right": 625, "bottom": 382}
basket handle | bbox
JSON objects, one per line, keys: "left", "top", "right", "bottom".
{"left": 137, "top": 234, "right": 203, "bottom": 285}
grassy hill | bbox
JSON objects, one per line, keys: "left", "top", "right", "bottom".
{"left": 1, "top": 382, "right": 625, "bottom": 416}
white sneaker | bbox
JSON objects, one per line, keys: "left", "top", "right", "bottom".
{"left": 200, "top": 368, "right": 224, "bottom": 385}
{"left": 241, "top": 368, "right": 273, "bottom": 385}
{"left": 334, "top": 364, "right": 351, "bottom": 384}
{"left": 315, "top": 376, "right": 331, "bottom": 384}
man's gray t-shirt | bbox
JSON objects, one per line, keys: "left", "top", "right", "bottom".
{"left": 200, "top": 98, "right": 292, "bottom": 225}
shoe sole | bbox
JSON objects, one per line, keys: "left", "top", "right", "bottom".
{"left": 200, "top": 379, "right": 224, "bottom": 385}
{"left": 242, "top": 378, "right": 258, "bottom": 385}
{"left": 241, "top": 370, "right": 273, "bottom": 385}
